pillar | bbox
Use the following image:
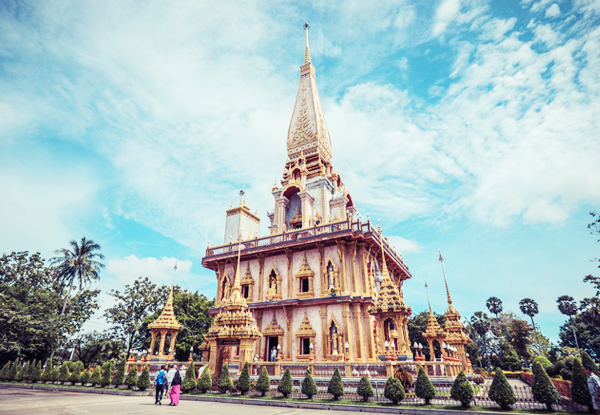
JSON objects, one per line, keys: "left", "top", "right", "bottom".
{"left": 169, "top": 331, "right": 177, "bottom": 357}
{"left": 149, "top": 331, "right": 157, "bottom": 355}
{"left": 159, "top": 330, "right": 167, "bottom": 355}
{"left": 364, "top": 308, "right": 376, "bottom": 361}
{"left": 258, "top": 254, "right": 264, "bottom": 302}
{"left": 348, "top": 242, "right": 359, "bottom": 296}
{"left": 342, "top": 303, "right": 352, "bottom": 359}
{"left": 337, "top": 241, "right": 348, "bottom": 295}
{"left": 352, "top": 303, "right": 365, "bottom": 361}
{"left": 320, "top": 305, "right": 327, "bottom": 360}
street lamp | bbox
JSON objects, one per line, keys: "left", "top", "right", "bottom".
{"left": 189, "top": 346, "right": 194, "bottom": 362}
{"left": 276, "top": 343, "right": 282, "bottom": 362}
{"left": 344, "top": 341, "right": 350, "bottom": 361}
{"left": 309, "top": 342, "right": 314, "bottom": 362}
{"left": 384, "top": 341, "right": 390, "bottom": 361}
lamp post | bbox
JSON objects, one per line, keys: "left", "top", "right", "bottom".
{"left": 390, "top": 340, "right": 397, "bottom": 361}
{"left": 309, "top": 342, "right": 314, "bottom": 362}
{"left": 384, "top": 341, "right": 390, "bottom": 361}
{"left": 344, "top": 341, "right": 350, "bottom": 361}
{"left": 276, "top": 343, "right": 282, "bottom": 362}
{"left": 189, "top": 346, "right": 194, "bottom": 362}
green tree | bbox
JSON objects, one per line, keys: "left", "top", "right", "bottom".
{"left": 0, "top": 360, "right": 11, "bottom": 380}
{"left": 31, "top": 360, "right": 42, "bottom": 383}
{"left": 581, "top": 350, "right": 599, "bottom": 374}
{"left": 236, "top": 362, "right": 251, "bottom": 395}
{"left": 104, "top": 277, "right": 171, "bottom": 355}
{"left": 100, "top": 361, "right": 112, "bottom": 387}
{"left": 571, "top": 358, "right": 593, "bottom": 411}
{"left": 559, "top": 315, "right": 600, "bottom": 361}
{"left": 90, "top": 366, "right": 102, "bottom": 386}
{"left": 7, "top": 361, "right": 18, "bottom": 381}
{"left": 301, "top": 368, "right": 317, "bottom": 399}
{"left": 501, "top": 343, "right": 521, "bottom": 371}
{"left": 255, "top": 366, "right": 270, "bottom": 397}
{"left": 58, "top": 363, "right": 70, "bottom": 383}
{"left": 414, "top": 366, "right": 436, "bottom": 404}
{"left": 68, "top": 362, "right": 82, "bottom": 383}
{"left": 80, "top": 369, "right": 91, "bottom": 384}
{"left": 450, "top": 371, "right": 473, "bottom": 408}
{"left": 217, "top": 363, "right": 233, "bottom": 393}
{"left": 557, "top": 295, "right": 580, "bottom": 350}
{"left": 384, "top": 376, "right": 405, "bottom": 404}
{"left": 532, "top": 361, "right": 560, "bottom": 410}
{"left": 112, "top": 358, "right": 126, "bottom": 386}
{"left": 140, "top": 290, "right": 214, "bottom": 361}
{"left": 408, "top": 311, "right": 445, "bottom": 360}
{"left": 198, "top": 366, "right": 212, "bottom": 393}
{"left": 25, "top": 359, "right": 37, "bottom": 381}
{"left": 520, "top": 298, "right": 540, "bottom": 348}
{"left": 124, "top": 366, "right": 137, "bottom": 389}
{"left": 137, "top": 365, "right": 151, "bottom": 391}
{"left": 508, "top": 318, "right": 534, "bottom": 361}
{"left": 15, "top": 360, "right": 29, "bottom": 382}
{"left": 41, "top": 358, "right": 53, "bottom": 382}
{"left": 486, "top": 297, "right": 503, "bottom": 318}
{"left": 182, "top": 363, "right": 197, "bottom": 393}
{"left": 327, "top": 368, "right": 344, "bottom": 400}
{"left": 488, "top": 368, "right": 516, "bottom": 409}
{"left": 471, "top": 312, "right": 492, "bottom": 368}
{"left": 357, "top": 375, "right": 374, "bottom": 402}
{"left": 277, "top": 367, "right": 292, "bottom": 398}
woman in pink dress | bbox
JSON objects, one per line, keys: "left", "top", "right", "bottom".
{"left": 169, "top": 370, "right": 182, "bottom": 406}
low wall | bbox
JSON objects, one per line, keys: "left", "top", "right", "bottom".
{"left": 520, "top": 372, "right": 572, "bottom": 399}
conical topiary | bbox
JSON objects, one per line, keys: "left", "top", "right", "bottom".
{"left": 532, "top": 361, "right": 560, "bottom": 411}
{"left": 0, "top": 360, "right": 11, "bottom": 381}
{"left": 488, "top": 368, "right": 517, "bottom": 409}
{"left": 450, "top": 371, "right": 473, "bottom": 408}
{"left": 327, "top": 368, "right": 344, "bottom": 400}
{"left": 32, "top": 361, "right": 42, "bottom": 383}
{"left": 90, "top": 366, "right": 102, "bottom": 386}
{"left": 80, "top": 369, "right": 91, "bottom": 385}
{"left": 58, "top": 363, "right": 70, "bottom": 384}
{"left": 581, "top": 351, "right": 599, "bottom": 375}
{"left": 301, "top": 368, "right": 318, "bottom": 399}
{"left": 357, "top": 376, "right": 374, "bottom": 402}
{"left": 41, "top": 359, "right": 53, "bottom": 382}
{"left": 217, "top": 363, "right": 234, "bottom": 393}
{"left": 182, "top": 363, "right": 197, "bottom": 393}
{"left": 237, "top": 362, "right": 251, "bottom": 395}
{"left": 571, "top": 357, "right": 593, "bottom": 411}
{"left": 415, "top": 366, "right": 436, "bottom": 404}
{"left": 502, "top": 346, "right": 522, "bottom": 371}
{"left": 277, "top": 368, "right": 293, "bottom": 398}
{"left": 112, "top": 359, "right": 126, "bottom": 386}
{"left": 25, "top": 359, "right": 37, "bottom": 381}
{"left": 100, "top": 362, "right": 112, "bottom": 387}
{"left": 255, "top": 366, "right": 270, "bottom": 396}
{"left": 198, "top": 366, "right": 212, "bottom": 393}
{"left": 7, "top": 361, "right": 18, "bottom": 381}
{"left": 68, "top": 363, "right": 82, "bottom": 384}
{"left": 124, "top": 366, "right": 137, "bottom": 389}
{"left": 384, "top": 376, "right": 405, "bottom": 404}
{"left": 16, "top": 361, "right": 30, "bottom": 382}
{"left": 137, "top": 365, "right": 151, "bottom": 391}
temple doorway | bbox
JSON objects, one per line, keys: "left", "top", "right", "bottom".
{"left": 265, "top": 336, "right": 279, "bottom": 361}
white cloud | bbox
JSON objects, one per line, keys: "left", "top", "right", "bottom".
{"left": 386, "top": 235, "right": 423, "bottom": 255}
{"left": 545, "top": 3, "right": 561, "bottom": 18}
{"left": 105, "top": 255, "right": 193, "bottom": 287}
{"left": 432, "top": 0, "right": 462, "bottom": 36}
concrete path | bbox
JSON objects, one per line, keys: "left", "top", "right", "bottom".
{"left": 0, "top": 387, "right": 383, "bottom": 415}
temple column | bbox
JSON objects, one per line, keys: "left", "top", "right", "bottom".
{"left": 159, "top": 330, "right": 167, "bottom": 355}
{"left": 258, "top": 254, "right": 265, "bottom": 302}
{"left": 337, "top": 241, "right": 348, "bottom": 295}
{"left": 352, "top": 303, "right": 365, "bottom": 361}
{"left": 317, "top": 244, "right": 325, "bottom": 297}
{"left": 357, "top": 243, "right": 368, "bottom": 295}
{"left": 169, "top": 331, "right": 177, "bottom": 357}
{"left": 286, "top": 249, "right": 294, "bottom": 299}
{"left": 298, "top": 191, "right": 314, "bottom": 229}
{"left": 275, "top": 197, "right": 290, "bottom": 233}
{"left": 149, "top": 332, "right": 157, "bottom": 355}
{"left": 342, "top": 303, "right": 352, "bottom": 359}
{"left": 348, "top": 242, "right": 359, "bottom": 296}
{"left": 320, "top": 305, "right": 327, "bottom": 360}
{"left": 365, "top": 310, "right": 376, "bottom": 361}
{"left": 285, "top": 307, "right": 293, "bottom": 361}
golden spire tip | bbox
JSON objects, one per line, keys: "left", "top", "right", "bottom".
{"left": 304, "top": 22, "right": 311, "bottom": 63}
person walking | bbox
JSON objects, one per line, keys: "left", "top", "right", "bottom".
{"left": 583, "top": 364, "right": 600, "bottom": 415}
{"left": 153, "top": 365, "right": 167, "bottom": 405}
{"left": 166, "top": 364, "right": 177, "bottom": 395}
{"left": 169, "top": 369, "right": 182, "bottom": 406}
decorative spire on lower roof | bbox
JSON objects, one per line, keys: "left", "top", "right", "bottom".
{"left": 439, "top": 249, "right": 454, "bottom": 312}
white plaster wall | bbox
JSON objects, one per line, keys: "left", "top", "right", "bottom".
{"left": 264, "top": 255, "right": 287, "bottom": 300}
{"left": 240, "top": 214, "right": 260, "bottom": 239}
{"left": 224, "top": 215, "right": 240, "bottom": 244}
{"left": 290, "top": 306, "right": 320, "bottom": 360}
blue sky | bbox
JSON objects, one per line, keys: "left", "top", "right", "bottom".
{"left": 1, "top": 0, "right": 599, "bottom": 341}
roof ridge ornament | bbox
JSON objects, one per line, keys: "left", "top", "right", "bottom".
{"left": 304, "top": 22, "right": 311, "bottom": 63}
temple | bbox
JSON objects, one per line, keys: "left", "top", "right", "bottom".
{"left": 201, "top": 24, "right": 472, "bottom": 378}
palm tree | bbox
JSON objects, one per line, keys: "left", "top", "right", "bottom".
{"left": 519, "top": 298, "right": 540, "bottom": 352}
{"left": 51, "top": 237, "right": 105, "bottom": 315}
{"left": 486, "top": 297, "right": 503, "bottom": 318}
{"left": 557, "top": 295, "right": 579, "bottom": 350}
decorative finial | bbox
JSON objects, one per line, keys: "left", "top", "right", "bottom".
{"left": 439, "top": 249, "right": 454, "bottom": 309}
{"left": 304, "top": 22, "right": 311, "bottom": 63}
{"left": 425, "top": 279, "right": 433, "bottom": 315}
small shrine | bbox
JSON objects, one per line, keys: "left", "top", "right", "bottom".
{"left": 368, "top": 232, "right": 412, "bottom": 360}
{"left": 421, "top": 280, "right": 446, "bottom": 362}
{"left": 148, "top": 282, "right": 182, "bottom": 361}
{"left": 205, "top": 240, "right": 262, "bottom": 377}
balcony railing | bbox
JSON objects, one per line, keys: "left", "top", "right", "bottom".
{"left": 204, "top": 220, "right": 408, "bottom": 273}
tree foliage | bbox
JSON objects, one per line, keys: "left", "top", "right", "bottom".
{"left": 532, "top": 361, "right": 560, "bottom": 410}
{"left": 301, "top": 368, "right": 317, "bottom": 399}
{"left": 571, "top": 357, "right": 592, "bottom": 411}
{"left": 488, "top": 368, "right": 516, "bottom": 409}
{"left": 198, "top": 366, "right": 212, "bottom": 393}
{"left": 408, "top": 311, "right": 445, "bottom": 360}
{"left": 327, "top": 368, "right": 344, "bottom": 400}
{"left": 124, "top": 365, "right": 137, "bottom": 389}
{"left": 357, "top": 376, "right": 374, "bottom": 402}
{"left": 100, "top": 361, "right": 112, "bottom": 386}
{"left": 137, "top": 365, "right": 151, "bottom": 391}
{"left": 90, "top": 366, "right": 102, "bottom": 386}
{"left": 486, "top": 297, "right": 503, "bottom": 318}
{"left": 277, "top": 368, "right": 293, "bottom": 398}
{"left": 451, "top": 371, "right": 473, "bottom": 407}
{"left": 58, "top": 362, "right": 70, "bottom": 383}
{"left": 217, "top": 363, "right": 233, "bottom": 393}
{"left": 112, "top": 358, "right": 126, "bottom": 386}
{"left": 182, "top": 363, "right": 198, "bottom": 393}
{"left": 415, "top": 366, "right": 436, "bottom": 404}
{"left": 255, "top": 366, "right": 271, "bottom": 396}
{"left": 384, "top": 376, "right": 405, "bottom": 404}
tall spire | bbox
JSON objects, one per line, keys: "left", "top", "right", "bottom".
{"left": 439, "top": 250, "right": 454, "bottom": 311}
{"left": 425, "top": 279, "right": 433, "bottom": 315}
{"left": 304, "top": 22, "right": 311, "bottom": 63}
{"left": 231, "top": 231, "right": 243, "bottom": 300}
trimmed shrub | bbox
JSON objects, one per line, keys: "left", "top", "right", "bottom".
{"left": 80, "top": 369, "right": 91, "bottom": 384}
{"left": 357, "top": 375, "right": 374, "bottom": 402}
{"left": 451, "top": 371, "right": 473, "bottom": 408}
{"left": 198, "top": 366, "right": 212, "bottom": 393}
{"left": 415, "top": 366, "right": 436, "bottom": 404}
{"left": 7, "top": 361, "right": 18, "bottom": 381}
{"left": 301, "top": 368, "right": 318, "bottom": 399}
{"left": 384, "top": 376, "right": 405, "bottom": 404}
{"left": 327, "top": 368, "right": 344, "bottom": 400}
{"left": 488, "top": 368, "right": 517, "bottom": 409}
{"left": 31, "top": 361, "right": 42, "bottom": 383}
{"left": 217, "top": 363, "right": 234, "bottom": 393}
{"left": 58, "top": 363, "right": 70, "bottom": 384}
{"left": 90, "top": 366, "right": 102, "bottom": 386}
{"left": 41, "top": 359, "right": 53, "bottom": 382}
{"left": 182, "top": 363, "right": 198, "bottom": 393}
{"left": 16, "top": 361, "right": 30, "bottom": 382}
{"left": 502, "top": 346, "right": 521, "bottom": 371}
{"left": 572, "top": 357, "right": 593, "bottom": 411}
{"left": 277, "top": 368, "right": 293, "bottom": 398}
{"left": 25, "top": 359, "right": 37, "bottom": 381}
{"left": 137, "top": 365, "right": 151, "bottom": 391}
{"left": 124, "top": 366, "right": 138, "bottom": 389}
{"left": 255, "top": 366, "right": 270, "bottom": 397}
{"left": 0, "top": 360, "right": 11, "bottom": 381}
{"left": 68, "top": 364, "right": 81, "bottom": 384}
{"left": 534, "top": 356, "right": 553, "bottom": 369}
{"left": 100, "top": 362, "right": 112, "bottom": 387}
{"left": 50, "top": 364, "right": 60, "bottom": 382}
{"left": 112, "top": 359, "right": 126, "bottom": 386}
{"left": 581, "top": 351, "right": 599, "bottom": 375}
{"left": 532, "top": 361, "right": 560, "bottom": 410}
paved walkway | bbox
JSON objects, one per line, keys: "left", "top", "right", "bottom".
{"left": 0, "top": 388, "right": 382, "bottom": 415}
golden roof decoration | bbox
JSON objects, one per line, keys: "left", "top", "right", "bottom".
{"left": 296, "top": 311, "right": 316, "bottom": 338}
{"left": 290, "top": 207, "right": 302, "bottom": 226}
{"left": 295, "top": 254, "right": 314, "bottom": 278}
{"left": 262, "top": 316, "right": 284, "bottom": 336}
{"left": 148, "top": 286, "right": 182, "bottom": 331}
{"left": 240, "top": 264, "right": 254, "bottom": 285}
